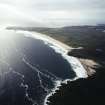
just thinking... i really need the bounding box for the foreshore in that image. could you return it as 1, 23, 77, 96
31, 31, 72, 53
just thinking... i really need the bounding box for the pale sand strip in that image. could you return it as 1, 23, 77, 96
30, 32, 83, 53
31, 32, 72, 52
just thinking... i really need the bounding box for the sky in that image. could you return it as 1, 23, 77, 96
0, 0, 105, 27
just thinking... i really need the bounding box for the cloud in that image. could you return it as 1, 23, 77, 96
0, 3, 46, 27
0, 0, 105, 27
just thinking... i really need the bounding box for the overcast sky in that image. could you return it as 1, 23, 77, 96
0, 0, 105, 27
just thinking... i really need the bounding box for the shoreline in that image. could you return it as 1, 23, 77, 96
30, 31, 97, 76
15, 30, 89, 105
17, 30, 88, 78
31, 31, 72, 53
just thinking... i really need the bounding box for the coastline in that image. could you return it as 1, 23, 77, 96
7, 29, 98, 77
31, 31, 72, 53
30, 31, 97, 76
5, 27, 105, 105
15, 30, 89, 105
30, 31, 96, 76
17, 30, 88, 78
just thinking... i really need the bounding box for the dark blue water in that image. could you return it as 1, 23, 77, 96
0, 30, 76, 105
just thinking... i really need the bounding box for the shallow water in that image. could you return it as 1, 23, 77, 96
0, 30, 76, 105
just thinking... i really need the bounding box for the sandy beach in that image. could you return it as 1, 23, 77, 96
31, 32, 72, 52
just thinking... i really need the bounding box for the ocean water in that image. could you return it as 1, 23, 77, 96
0, 30, 76, 105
